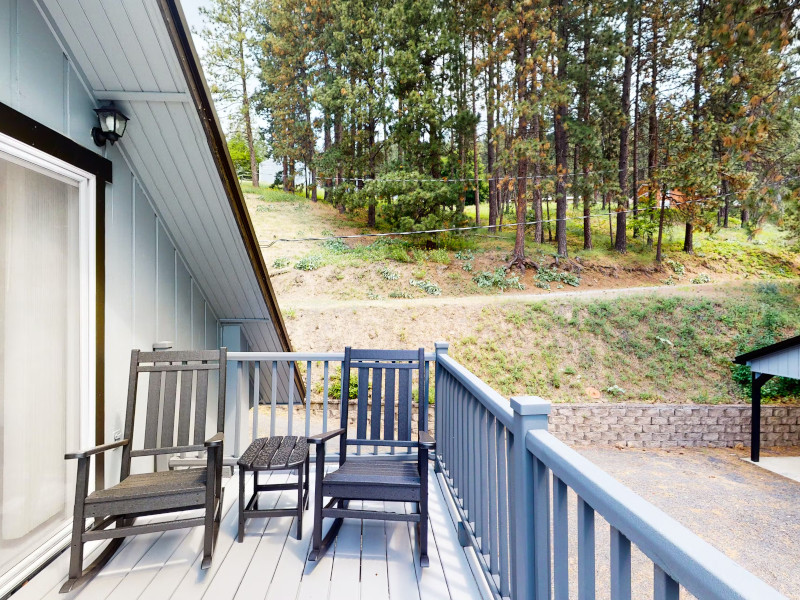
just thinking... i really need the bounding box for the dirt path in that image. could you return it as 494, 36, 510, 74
280, 280, 741, 312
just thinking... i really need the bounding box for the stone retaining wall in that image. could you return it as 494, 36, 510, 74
548, 404, 800, 448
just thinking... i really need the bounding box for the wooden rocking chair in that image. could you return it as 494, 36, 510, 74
308, 347, 435, 566
61, 348, 227, 592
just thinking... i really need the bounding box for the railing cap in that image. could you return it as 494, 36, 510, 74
510, 396, 551, 416
435, 341, 450, 352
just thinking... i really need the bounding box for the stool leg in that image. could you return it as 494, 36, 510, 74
238, 468, 245, 542
296, 466, 303, 540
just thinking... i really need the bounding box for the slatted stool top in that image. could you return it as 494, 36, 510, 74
238, 436, 309, 471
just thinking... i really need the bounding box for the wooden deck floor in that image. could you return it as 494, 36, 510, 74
13, 466, 490, 600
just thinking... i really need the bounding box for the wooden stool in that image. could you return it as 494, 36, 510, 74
237, 436, 310, 541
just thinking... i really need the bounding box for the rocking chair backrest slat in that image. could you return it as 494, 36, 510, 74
144, 371, 163, 449
193, 368, 210, 445
339, 347, 425, 456
120, 348, 226, 479
384, 368, 396, 440
371, 367, 382, 440
176, 369, 194, 446
356, 368, 369, 439
398, 368, 411, 441
161, 370, 179, 448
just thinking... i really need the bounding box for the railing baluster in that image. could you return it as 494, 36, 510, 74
237, 361, 244, 455
469, 389, 476, 523
488, 414, 498, 576
252, 361, 260, 442
554, 475, 569, 600
497, 425, 510, 598
305, 361, 312, 438
323, 361, 329, 434
461, 383, 470, 515
578, 496, 596, 600
533, 456, 551, 600
610, 526, 632, 600
270, 361, 277, 437
654, 565, 680, 600
473, 399, 482, 540
479, 404, 489, 556
288, 361, 295, 436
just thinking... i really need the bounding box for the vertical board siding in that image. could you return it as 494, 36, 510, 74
157, 222, 176, 341
749, 346, 800, 380
16, 1, 64, 130
0, 0, 10, 105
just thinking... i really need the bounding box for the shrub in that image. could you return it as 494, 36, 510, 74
294, 255, 323, 271
474, 268, 524, 291
455, 249, 474, 261
409, 279, 441, 295
533, 267, 580, 289
665, 259, 685, 276
389, 290, 413, 299
427, 249, 451, 264
322, 238, 350, 254
691, 273, 711, 284
272, 257, 290, 269
388, 245, 413, 263
328, 371, 359, 400
379, 265, 399, 280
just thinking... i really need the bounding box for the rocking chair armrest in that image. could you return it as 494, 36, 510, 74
65, 439, 129, 460
418, 430, 436, 450
308, 428, 346, 444
204, 432, 224, 448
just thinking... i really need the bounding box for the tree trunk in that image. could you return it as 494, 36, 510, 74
580, 8, 592, 250
615, 0, 635, 253
282, 156, 289, 192
237, 9, 258, 188
632, 10, 643, 237
533, 115, 543, 244
512, 17, 529, 267
554, 0, 569, 257
647, 13, 659, 250
487, 50, 497, 232
683, 221, 694, 253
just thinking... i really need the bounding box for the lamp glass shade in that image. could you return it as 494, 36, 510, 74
94, 106, 129, 139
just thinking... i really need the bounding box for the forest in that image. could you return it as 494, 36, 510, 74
199, 0, 800, 267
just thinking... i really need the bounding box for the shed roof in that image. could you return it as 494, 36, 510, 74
734, 335, 800, 380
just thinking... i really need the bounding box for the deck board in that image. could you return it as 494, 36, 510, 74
15, 465, 488, 600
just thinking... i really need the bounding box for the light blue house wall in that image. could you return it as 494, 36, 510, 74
1, 0, 221, 483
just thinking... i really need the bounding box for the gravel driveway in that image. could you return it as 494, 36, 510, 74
578, 446, 800, 599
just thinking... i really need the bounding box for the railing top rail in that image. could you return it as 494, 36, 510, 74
437, 353, 514, 429
526, 429, 788, 600
228, 351, 437, 362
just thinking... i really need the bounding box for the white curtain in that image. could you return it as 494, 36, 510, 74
0, 156, 80, 575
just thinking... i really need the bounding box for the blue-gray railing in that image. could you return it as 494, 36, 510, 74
433, 342, 787, 600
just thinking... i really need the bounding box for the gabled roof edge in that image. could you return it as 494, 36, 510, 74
733, 334, 800, 365
156, 1, 302, 389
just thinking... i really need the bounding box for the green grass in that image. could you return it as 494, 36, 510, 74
450, 282, 800, 404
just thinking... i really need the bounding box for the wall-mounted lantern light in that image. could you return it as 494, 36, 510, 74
92, 105, 129, 147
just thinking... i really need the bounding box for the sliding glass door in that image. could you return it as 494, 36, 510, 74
0, 145, 92, 586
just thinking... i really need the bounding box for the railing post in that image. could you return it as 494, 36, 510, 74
510, 396, 551, 600
434, 342, 448, 474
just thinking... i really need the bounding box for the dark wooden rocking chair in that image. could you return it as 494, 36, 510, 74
308, 347, 435, 566
61, 348, 227, 592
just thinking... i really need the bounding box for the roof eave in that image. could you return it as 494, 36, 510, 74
733, 334, 800, 365
155, 0, 303, 394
